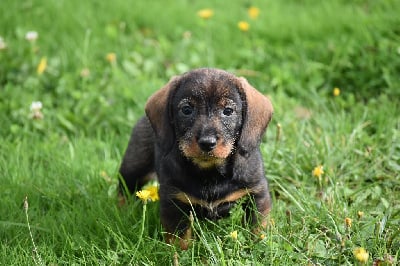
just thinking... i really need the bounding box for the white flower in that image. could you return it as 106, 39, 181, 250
0, 37, 6, 50
30, 101, 43, 112
30, 101, 44, 120
25, 31, 38, 42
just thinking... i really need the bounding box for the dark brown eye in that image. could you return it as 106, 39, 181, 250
223, 107, 234, 116
181, 105, 193, 116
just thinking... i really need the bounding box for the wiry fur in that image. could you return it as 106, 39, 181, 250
119, 68, 273, 249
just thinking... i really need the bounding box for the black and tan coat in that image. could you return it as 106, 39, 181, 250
119, 68, 273, 249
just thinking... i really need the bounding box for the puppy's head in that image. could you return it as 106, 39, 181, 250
145, 68, 273, 168
170, 69, 244, 168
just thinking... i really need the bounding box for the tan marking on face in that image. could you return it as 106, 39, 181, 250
178, 137, 201, 158
190, 157, 226, 168
179, 137, 234, 168
212, 140, 234, 158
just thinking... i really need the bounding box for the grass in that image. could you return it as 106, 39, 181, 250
1, 0, 399, 264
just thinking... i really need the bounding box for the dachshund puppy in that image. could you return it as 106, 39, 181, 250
119, 68, 273, 249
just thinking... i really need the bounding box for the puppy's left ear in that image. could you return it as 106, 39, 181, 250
237, 77, 273, 154
145, 76, 180, 152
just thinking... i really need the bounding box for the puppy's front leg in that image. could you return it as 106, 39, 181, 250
249, 180, 272, 230
160, 198, 193, 250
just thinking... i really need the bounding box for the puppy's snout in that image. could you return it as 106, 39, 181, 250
197, 136, 217, 152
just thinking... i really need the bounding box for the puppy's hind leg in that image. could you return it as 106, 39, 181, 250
119, 116, 156, 196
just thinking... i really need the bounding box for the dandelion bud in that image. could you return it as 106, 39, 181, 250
23, 196, 29, 211
345, 217, 352, 228
230, 230, 238, 240
106, 53, 116, 63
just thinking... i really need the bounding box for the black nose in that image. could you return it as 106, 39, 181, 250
197, 136, 217, 152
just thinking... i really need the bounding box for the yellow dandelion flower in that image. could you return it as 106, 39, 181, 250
260, 234, 265, 240
345, 217, 352, 228
37, 57, 47, 75
357, 211, 364, 219
312, 165, 324, 178
136, 190, 151, 202
197, 9, 214, 20
238, 21, 250, 32
248, 7, 260, 19
333, 87, 340, 96
106, 52, 116, 63
144, 184, 159, 202
353, 247, 369, 263
230, 230, 238, 240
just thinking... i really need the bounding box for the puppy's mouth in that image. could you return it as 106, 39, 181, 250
190, 155, 226, 169
179, 139, 234, 169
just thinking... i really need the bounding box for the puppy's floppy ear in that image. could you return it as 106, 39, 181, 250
237, 77, 273, 154
145, 76, 180, 152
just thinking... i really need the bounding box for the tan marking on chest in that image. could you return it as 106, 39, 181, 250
173, 189, 252, 211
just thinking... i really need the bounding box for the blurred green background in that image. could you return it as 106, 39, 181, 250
1, 0, 399, 138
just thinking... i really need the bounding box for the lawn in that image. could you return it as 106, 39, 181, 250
1, 0, 399, 265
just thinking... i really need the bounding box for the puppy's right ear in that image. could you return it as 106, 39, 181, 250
145, 76, 180, 151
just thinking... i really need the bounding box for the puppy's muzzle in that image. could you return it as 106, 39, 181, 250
197, 135, 217, 152
179, 133, 232, 168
